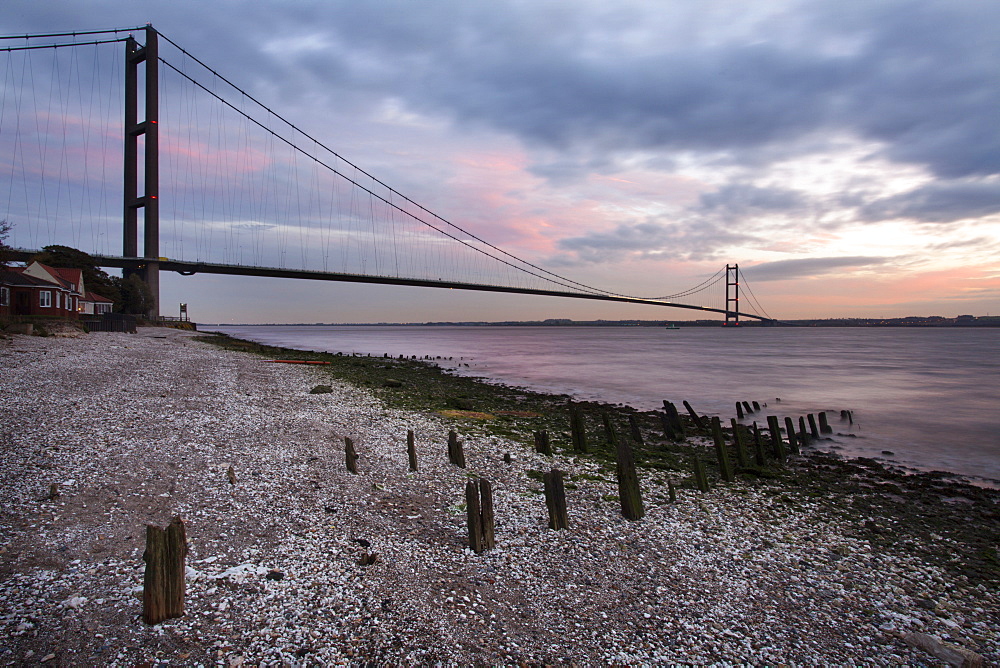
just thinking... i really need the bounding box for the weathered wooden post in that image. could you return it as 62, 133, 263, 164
736, 402, 744, 419
692, 455, 709, 492
534, 430, 553, 455
662, 401, 686, 438
345, 437, 359, 474
448, 430, 466, 468
784, 417, 800, 454
466, 481, 482, 553
752, 422, 766, 466
226, 465, 236, 485
466, 478, 495, 553
407, 429, 418, 472
628, 414, 644, 445
742, 401, 754, 415
682, 400, 706, 430
752, 401, 761, 412
766, 416, 787, 461
711, 417, 734, 482
615, 438, 645, 520
730, 418, 749, 468
798, 416, 810, 447
659, 412, 678, 441
143, 517, 187, 625
602, 413, 619, 446
818, 411, 833, 434
807, 413, 820, 439
668, 479, 677, 503
543, 469, 569, 530
569, 408, 588, 452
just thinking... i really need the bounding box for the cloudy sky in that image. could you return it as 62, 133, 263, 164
3, 0, 999, 322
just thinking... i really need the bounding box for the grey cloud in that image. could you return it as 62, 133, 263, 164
698, 184, 808, 216
860, 180, 1000, 223
743, 256, 890, 282
556, 220, 757, 264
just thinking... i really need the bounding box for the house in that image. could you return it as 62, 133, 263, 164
81, 290, 114, 315
0, 262, 85, 318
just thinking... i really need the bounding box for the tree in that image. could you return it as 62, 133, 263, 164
0, 219, 12, 268
113, 273, 153, 315
31, 244, 119, 303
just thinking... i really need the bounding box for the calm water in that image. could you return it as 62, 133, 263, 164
207, 325, 1000, 485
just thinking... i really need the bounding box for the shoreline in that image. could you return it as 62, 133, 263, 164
1, 328, 997, 665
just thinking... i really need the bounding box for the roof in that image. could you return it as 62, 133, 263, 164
32, 263, 82, 291
0, 268, 63, 288
84, 291, 114, 304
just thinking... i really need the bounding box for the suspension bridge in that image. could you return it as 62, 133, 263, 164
1, 26, 774, 324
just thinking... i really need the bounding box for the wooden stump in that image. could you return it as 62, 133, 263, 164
601, 413, 619, 446
142, 517, 187, 625
466, 478, 495, 552
544, 469, 569, 530
692, 455, 709, 492
736, 402, 744, 419
668, 479, 677, 503
465, 481, 482, 553
226, 465, 236, 485
407, 429, 418, 472
784, 417, 800, 454
345, 437, 359, 474
615, 438, 645, 521
569, 408, 589, 453
752, 422, 766, 466
730, 418, 749, 468
799, 416, 810, 446
662, 401, 686, 438
818, 411, 833, 434
659, 412, 678, 441
448, 430, 466, 468
766, 416, 787, 461
711, 417, 734, 482
628, 414, 644, 445
752, 401, 761, 411
807, 413, 820, 439
742, 401, 754, 415
534, 430, 552, 455
682, 400, 706, 430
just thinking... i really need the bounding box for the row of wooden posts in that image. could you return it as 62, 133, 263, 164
143, 399, 846, 623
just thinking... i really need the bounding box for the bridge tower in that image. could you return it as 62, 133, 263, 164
724, 263, 739, 326
123, 25, 160, 318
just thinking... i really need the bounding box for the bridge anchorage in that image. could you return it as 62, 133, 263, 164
2, 25, 775, 323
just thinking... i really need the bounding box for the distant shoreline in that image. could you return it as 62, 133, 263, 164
203, 316, 1000, 328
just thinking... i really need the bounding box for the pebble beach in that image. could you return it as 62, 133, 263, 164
1, 327, 997, 666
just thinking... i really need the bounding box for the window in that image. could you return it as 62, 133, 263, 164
39, 290, 52, 308
0, 287, 8, 307
56, 292, 61, 309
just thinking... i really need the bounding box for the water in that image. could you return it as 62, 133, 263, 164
206, 324, 1000, 485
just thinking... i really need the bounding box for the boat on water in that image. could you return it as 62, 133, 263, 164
665, 324, 680, 330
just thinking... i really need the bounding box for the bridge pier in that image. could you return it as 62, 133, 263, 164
123, 26, 160, 319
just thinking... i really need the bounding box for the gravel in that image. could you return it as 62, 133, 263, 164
1, 328, 996, 666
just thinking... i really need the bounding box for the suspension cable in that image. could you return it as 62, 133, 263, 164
152, 29, 622, 297
0, 38, 130, 52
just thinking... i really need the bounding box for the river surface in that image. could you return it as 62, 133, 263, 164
205, 325, 1000, 486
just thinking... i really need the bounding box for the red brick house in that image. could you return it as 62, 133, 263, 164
0, 262, 85, 318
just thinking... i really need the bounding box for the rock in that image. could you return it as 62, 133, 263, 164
903, 632, 983, 667
6, 323, 33, 335
309, 385, 334, 394
383, 379, 403, 388
351, 537, 371, 548
265, 570, 284, 581
358, 551, 379, 566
